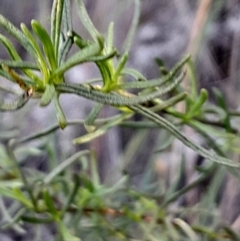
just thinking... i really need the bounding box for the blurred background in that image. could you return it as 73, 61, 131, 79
1, 0, 240, 240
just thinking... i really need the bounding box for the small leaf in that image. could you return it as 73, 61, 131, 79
84, 103, 103, 132
1, 64, 28, 90
121, 68, 147, 81
118, 55, 190, 89
113, 52, 128, 82
187, 57, 198, 100
2, 207, 26, 232
155, 57, 169, 75
53, 93, 67, 129
0, 187, 33, 207
31, 20, 57, 71
80, 174, 95, 193
74, 113, 131, 144
0, 91, 31, 112
51, 41, 102, 79
73, 31, 91, 49
58, 221, 81, 241
21, 23, 48, 78
76, 0, 101, 42
150, 91, 187, 112
61, 174, 80, 216
0, 60, 38, 70
85, 50, 117, 62
0, 14, 35, 56
0, 33, 21, 60
43, 188, 58, 217
62, 0, 72, 34
0, 180, 23, 188
58, 35, 73, 65
185, 88, 208, 119
122, 0, 141, 53
0, 33, 42, 85
173, 218, 199, 241
213, 87, 231, 132
44, 150, 90, 184
55, 71, 184, 106
51, 0, 64, 61
40, 84, 55, 106
21, 215, 54, 224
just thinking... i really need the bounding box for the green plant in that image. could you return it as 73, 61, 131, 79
0, 0, 240, 240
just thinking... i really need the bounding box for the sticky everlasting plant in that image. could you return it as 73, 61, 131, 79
0, 0, 240, 240
0, 0, 238, 166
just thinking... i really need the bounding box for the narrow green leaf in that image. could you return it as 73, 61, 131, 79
73, 31, 91, 49
213, 87, 231, 132
20, 23, 48, 78
16, 124, 64, 145
53, 93, 67, 129
96, 62, 112, 88
62, 0, 72, 34
0, 33, 42, 85
173, 218, 199, 241
21, 215, 54, 224
76, 0, 101, 42
7, 142, 38, 210
58, 221, 81, 241
85, 49, 116, 62
0, 14, 35, 56
187, 58, 198, 100
16, 116, 121, 145
61, 174, 80, 216
122, 0, 141, 52
1, 64, 29, 90
185, 88, 208, 119
129, 105, 240, 167
0, 33, 21, 60
0, 187, 32, 207
113, 53, 128, 82
44, 150, 90, 184
189, 120, 234, 139
1, 207, 26, 231
118, 55, 190, 89
51, 0, 64, 60
0, 180, 23, 188
121, 68, 147, 81
55, 71, 183, 106
11, 188, 33, 208
80, 174, 95, 192
74, 113, 131, 144
150, 91, 187, 112
84, 103, 103, 132
89, 150, 100, 187
43, 189, 58, 217
155, 58, 169, 76
58, 34, 73, 65
31, 20, 57, 71
0, 91, 31, 112
51, 41, 102, 79
40, 84, 55, 106
165, 156, 185, 196
0, 69, 15, 83
0, 60, 38, 70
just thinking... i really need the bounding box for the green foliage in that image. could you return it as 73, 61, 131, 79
0, 0, 240, 240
